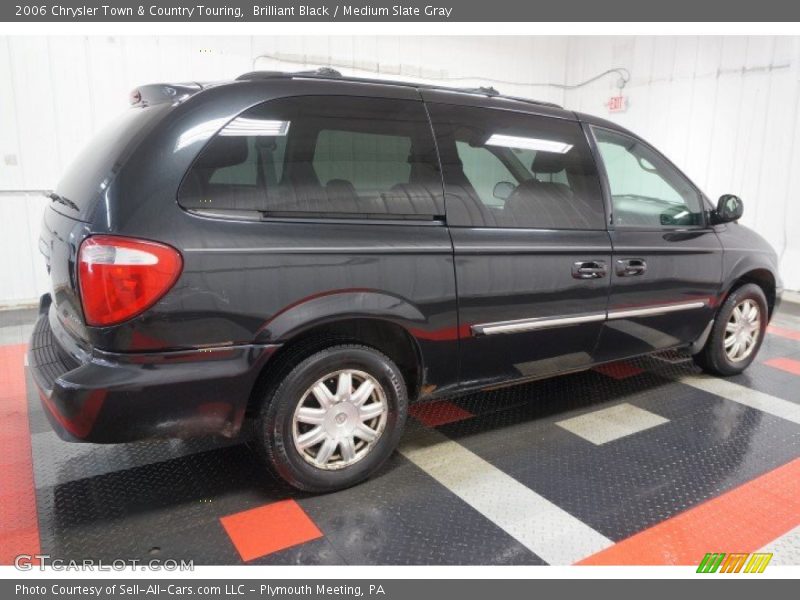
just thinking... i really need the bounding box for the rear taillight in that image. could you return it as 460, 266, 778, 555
78, 235, 183, 327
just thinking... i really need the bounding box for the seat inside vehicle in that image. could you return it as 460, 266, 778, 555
503, 151, 599, 229
181, 105, 442, 218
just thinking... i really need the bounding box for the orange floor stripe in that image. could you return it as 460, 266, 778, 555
220, 499, 323, 562
578, 458, 800, 565
767, 325, 800, 342
593, 361, 644, 380
409, 400, 474, 427
0, 345, 27, 400
763, 357, 800, 377
0, 344, 41, 565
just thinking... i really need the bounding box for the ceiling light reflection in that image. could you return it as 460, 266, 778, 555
486, 134, 573, 154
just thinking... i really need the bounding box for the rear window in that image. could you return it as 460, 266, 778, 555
178, 96, 444, 219
55, 104, 171, 218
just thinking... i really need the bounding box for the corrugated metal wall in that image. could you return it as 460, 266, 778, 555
0, 35, 798, 306
564, 36, 800, 294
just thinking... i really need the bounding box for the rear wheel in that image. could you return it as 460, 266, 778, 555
255, 344, 407, 492
693, 283, 767, 376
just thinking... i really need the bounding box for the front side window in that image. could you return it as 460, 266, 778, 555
593, 128, 704, 228
428, 103, 606, 229
179, 96, 443, 218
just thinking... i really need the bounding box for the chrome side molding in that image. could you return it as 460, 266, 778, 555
472, 300, 707, 336
606, 301, 707, 320
471, 312, 607, 336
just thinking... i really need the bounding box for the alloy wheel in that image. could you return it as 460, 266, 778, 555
724, 299, 761, 363
292, 369, 388, 470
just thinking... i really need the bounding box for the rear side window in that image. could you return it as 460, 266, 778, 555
178, 96, 443, 219
428, 103, 606, 229
313, 130, 413, 195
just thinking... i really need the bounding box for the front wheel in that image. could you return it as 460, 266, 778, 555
693, 283, 768, 376
256, 344, 407, 492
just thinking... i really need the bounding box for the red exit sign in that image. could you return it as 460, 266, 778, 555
607, 95, 627, 113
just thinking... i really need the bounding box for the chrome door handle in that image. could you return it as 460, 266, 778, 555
616, 258, 647, 277
572, 260, 608, 279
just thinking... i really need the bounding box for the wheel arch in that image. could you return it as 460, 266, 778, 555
722, 268, 777, 317
246, 316, 425, 418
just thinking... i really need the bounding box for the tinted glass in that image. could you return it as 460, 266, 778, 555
428, 103, 606, 229
593, 127, 704, 228
313, 129, 413, 195
179, 96, 443, 218
455, 141, 517, 208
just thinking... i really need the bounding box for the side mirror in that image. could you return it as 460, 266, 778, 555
712, 194, 744, 224
493, 181, 515, 201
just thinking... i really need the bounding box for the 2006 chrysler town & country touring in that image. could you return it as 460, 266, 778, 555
30, 69, 783, 492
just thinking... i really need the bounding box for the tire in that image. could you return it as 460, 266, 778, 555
255, 344, 407, 493
693, 283, 768, 376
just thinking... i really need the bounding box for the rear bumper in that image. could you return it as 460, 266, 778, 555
28, 302, 280, 443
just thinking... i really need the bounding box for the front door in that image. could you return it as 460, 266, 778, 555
425, 97, 612, 388
590, 126, 722, 360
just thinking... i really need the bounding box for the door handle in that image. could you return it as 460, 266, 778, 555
572, 260, 608, 279
616, 258, 647, 277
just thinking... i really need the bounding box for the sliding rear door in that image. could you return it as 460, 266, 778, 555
426, 99, 612, 387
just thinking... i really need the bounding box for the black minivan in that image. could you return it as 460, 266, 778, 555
31, 69, 782, 492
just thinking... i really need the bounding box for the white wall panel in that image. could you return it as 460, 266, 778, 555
9, 38, 61, 190
250, 36, 567, 104
0, 193, 49, 306
0, 35, 799, 306
48, 37, 93, 184
564, 35, 800, 291
0, 38, 23, 190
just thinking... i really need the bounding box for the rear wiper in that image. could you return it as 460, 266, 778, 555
46, 192, 79, 211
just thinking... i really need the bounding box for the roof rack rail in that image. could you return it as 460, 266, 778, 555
307, 67, 342, 78
234, 69, 562, 109
457, 86, 500, 97
236, 67, 342, 81
496, 94, 563, 110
